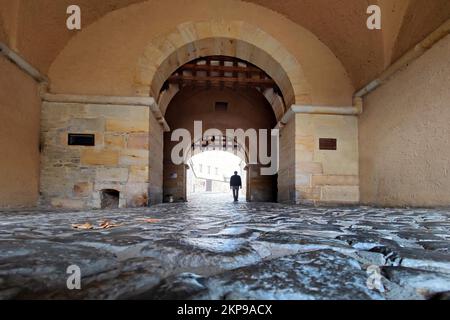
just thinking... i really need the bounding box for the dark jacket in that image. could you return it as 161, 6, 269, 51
230, 175, 242, 187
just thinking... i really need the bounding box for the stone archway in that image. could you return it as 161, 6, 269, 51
135, 24, 303, 204
134, 21, 311, 108
42, 3, 359, 207
157, 55, 287, 121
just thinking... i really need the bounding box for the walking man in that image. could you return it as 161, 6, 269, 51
230, 171, 242, 202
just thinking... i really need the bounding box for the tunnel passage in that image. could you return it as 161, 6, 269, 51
162, 56, 280, 203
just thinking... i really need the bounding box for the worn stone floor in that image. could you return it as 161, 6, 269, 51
0, 193, 450, 300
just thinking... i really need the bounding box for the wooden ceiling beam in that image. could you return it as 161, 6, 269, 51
179, 63, 261, 74
168, 75, 276, 88
165, 56, 279, 93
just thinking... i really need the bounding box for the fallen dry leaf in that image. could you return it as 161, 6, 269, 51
72, 220, 122, 230
140, 218, 161, 223
72, 223, 94, 230
99, 220, 122, 229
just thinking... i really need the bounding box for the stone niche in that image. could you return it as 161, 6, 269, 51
40, 101, 151, 209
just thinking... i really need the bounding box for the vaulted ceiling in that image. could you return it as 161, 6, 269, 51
0, 0, 449, 90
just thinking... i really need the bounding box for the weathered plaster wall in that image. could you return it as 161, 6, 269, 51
40, 101, 153, 209
360, 35, 450, 207
0, 18, 6, 44
390, 1, 450, 63
0, 0, 20, 49
295, 114, 360, 205
8, 0, 448, 91
48, 0, 354, 106
0, 55, 41, 207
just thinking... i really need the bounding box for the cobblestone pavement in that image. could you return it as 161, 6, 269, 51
1, 193, 450, 300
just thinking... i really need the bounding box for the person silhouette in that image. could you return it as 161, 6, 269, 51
230, 171, 242, 202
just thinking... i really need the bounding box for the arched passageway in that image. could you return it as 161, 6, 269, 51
162, 56, 278, 203
186, 151, 247, 202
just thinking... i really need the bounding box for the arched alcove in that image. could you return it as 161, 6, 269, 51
100, 189, 120, 209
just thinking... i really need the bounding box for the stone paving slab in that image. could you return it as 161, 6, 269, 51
140, 250, 384, 300
0, 194, 450, 300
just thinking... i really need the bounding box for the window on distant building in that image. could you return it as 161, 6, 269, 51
199, 164, 203, 173
208, 166, 211, 174
215, 167, 219, 175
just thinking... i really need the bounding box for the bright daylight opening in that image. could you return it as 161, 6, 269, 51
187, 151, 247, 202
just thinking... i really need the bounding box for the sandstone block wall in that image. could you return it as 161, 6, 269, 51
296, 114, 359, 205
281, 113, 360, 205
278, 118, 296, 203
148, 108, 164, 204
40, 102, 153, 209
